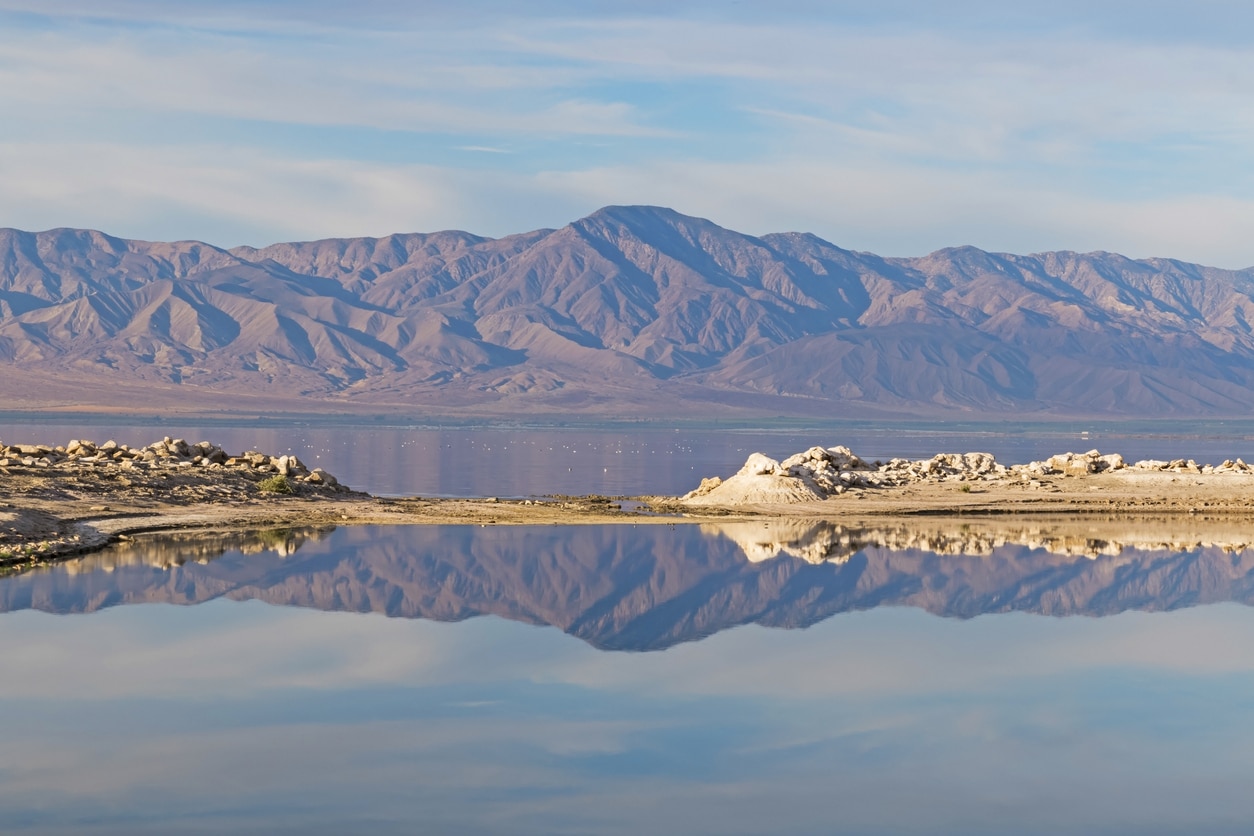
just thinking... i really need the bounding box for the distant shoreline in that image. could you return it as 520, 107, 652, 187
7, 442, 1254, 574
8, 410, 1254, 433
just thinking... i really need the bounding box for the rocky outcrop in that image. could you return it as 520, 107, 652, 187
0, 438, 346, 491
682, 445, 1254, 505
0, 436, 353, 566
0, 436, 344, 488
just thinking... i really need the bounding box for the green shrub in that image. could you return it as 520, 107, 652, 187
258, 475, 294, 494
256, 528, 294, 547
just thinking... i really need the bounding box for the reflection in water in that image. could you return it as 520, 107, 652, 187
6, 522, 1254, 833
59, 528, 335, 573
711, 518, 1254, 562
9, 521, 1254, 649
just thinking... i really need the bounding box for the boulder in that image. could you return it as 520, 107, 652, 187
307, 468, 339, 487
740, 453, 781, 477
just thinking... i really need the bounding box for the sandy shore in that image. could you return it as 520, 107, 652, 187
7, 449, 1254, 573
0, 459, 674, 571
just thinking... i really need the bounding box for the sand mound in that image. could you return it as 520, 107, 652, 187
681, 454, 825, 506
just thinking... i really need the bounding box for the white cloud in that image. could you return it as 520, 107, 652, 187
536, 158, 1254, 266
0, 604, 449, 698
0, 142, 465, 244
547, 604, 1254, 699
7, 12, 1254, 152
0, 32, 665, 137
2, 7, 1254, 262
5, 587, 1254, 704
4, 140, 1254, 265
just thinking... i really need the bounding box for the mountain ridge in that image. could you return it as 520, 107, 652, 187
4, 205, 1254, 418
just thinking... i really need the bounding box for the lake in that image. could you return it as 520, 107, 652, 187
3, 417, 1254, 496
4, 419, 1254, 833
3, 521, 1254, 833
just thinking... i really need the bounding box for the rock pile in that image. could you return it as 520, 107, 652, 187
0, 436, 343, 489
681, 444, 1254, 506
878, 451, 1006, 484
1127, 456, 1253, 475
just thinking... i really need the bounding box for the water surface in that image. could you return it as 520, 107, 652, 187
3, 417, 1254, 496
2, 523, 1254, 833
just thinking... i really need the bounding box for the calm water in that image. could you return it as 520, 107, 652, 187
6, 418, 1254, 832
3, 523, 1254, 834
3, 418, 1254, 496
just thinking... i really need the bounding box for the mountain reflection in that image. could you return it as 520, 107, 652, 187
5, 520, 1254, 650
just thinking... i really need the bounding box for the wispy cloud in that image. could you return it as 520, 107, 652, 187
1, 3, 1253, 262
5, 140, 1254, 266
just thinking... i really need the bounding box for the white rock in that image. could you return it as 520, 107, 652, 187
739, 453, 781, 476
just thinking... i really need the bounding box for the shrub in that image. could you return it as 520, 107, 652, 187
258, 475, 294, 494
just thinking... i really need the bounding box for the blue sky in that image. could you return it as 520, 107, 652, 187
2, 1, 1254, 265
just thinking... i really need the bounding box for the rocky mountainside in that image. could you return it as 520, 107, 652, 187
4, 206, 1254, 417
2, 524, 1253, 651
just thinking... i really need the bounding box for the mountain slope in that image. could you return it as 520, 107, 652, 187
3, 206, 1254, 417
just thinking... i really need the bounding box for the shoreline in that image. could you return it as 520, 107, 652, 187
8, 468, 1254, 572
8, 437, 1254, 572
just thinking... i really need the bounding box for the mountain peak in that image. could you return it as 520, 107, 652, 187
572, 205, 728, 239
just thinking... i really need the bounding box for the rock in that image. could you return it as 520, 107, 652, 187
780, 446, 831, 471
1041, 452, 1099, 476
740, 453, 781, 477
827, 446, 871, 470
1, 435, 345, 494
680, 441, 1254, 508
684, 476, 723, 498
307, 468, 338, 486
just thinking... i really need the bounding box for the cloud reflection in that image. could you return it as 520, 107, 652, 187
8, 521, 1254, 651
2, 595, 1254, 833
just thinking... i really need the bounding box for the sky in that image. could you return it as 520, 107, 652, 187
2, 1, 1254, 266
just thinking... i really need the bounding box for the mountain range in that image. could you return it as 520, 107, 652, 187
4, 205, 1254, 418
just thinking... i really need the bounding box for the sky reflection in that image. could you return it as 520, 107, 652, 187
3, 523, 1254, 833
2, 601, 1254, 834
